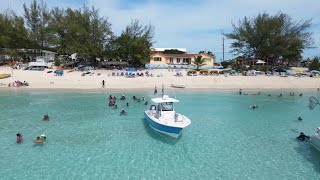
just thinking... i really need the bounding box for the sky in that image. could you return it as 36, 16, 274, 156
1, 0, 319, 61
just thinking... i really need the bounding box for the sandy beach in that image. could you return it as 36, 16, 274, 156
0, 67, 319, 90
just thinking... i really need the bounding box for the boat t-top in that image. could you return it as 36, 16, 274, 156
144, 95, 191, 138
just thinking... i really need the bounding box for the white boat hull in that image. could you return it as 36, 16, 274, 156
310, 133, 320, 151
144, 111, 184, 138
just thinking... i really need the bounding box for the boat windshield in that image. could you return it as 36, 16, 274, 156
160, 102, 173, 111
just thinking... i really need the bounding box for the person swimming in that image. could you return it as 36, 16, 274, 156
120, 94, 126, 100
114, 104, 118, 109
144, 101, 148, 105
142, 96, 145, 101
298, 117, 302, 121
34, 136, 44, 144
126, 102, 129, 107
133, 96, 137, 100
250, 104, 258, 109
296, 132, 310, 141
43, 114, 49, 121
16, 133, 23, 143
299, 93, 303, 96
40, 134, 46, 140
120, 109, 126, 115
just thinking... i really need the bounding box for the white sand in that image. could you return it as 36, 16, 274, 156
0, 67, 319, 90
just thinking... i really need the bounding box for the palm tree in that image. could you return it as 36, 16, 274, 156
193, 55, 206, 71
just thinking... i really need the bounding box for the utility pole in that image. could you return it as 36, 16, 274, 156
222, 37, 225, 62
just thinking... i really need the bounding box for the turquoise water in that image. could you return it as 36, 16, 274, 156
1, 89, 320, 179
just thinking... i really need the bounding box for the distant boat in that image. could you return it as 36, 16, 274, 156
144, 95, 191, 138
171, 84, 185, 88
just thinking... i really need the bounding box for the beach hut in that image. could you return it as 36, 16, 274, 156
187, 70, 197, 76
210, 70, 220, 75
199, 70, 209, 75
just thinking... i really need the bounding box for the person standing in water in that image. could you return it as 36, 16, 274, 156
16, 133, 23, 143
154, 85, 158, 95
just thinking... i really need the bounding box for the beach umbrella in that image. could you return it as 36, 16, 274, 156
127, 68, 137, 72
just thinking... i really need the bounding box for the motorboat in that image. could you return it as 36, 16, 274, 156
144, 95, 191, 138
171, 84, 185, 88
309, 127, 320, 151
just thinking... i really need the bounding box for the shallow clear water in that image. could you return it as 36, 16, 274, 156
1, 89, 320, 179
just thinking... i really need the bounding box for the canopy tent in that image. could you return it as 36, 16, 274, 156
255, 60, 266, 64
54, 70, 64, 75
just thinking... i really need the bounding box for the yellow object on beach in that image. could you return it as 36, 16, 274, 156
0, 74, 11, 79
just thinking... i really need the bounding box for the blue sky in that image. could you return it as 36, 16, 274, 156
1, 0, 319, 61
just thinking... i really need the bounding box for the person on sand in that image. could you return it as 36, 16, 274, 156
16, 133, 23, 143
102, 80, 105, 88
43, 114, 49, 121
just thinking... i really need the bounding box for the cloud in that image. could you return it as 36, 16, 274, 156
1, 0, 319, 60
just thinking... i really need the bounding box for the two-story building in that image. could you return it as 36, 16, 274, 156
147, 48, 215, 69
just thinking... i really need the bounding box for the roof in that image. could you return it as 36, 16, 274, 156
151, 48, 187, 52
151, 53, 197, 58
199, 53, 216, 59
151, 95, 180, 103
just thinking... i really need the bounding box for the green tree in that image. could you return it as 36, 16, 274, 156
225, 13, 313, 65
23, 0, 51, 56
0, 10, 31, 60
107, 19, 154, 66
54, 59, 61, 66
48, 6, 112, 66
193, 55, 206, 70
309, 57, 320, 71
221, 61, 231, 68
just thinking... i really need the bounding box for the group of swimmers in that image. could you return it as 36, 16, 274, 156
239, 89, 303, 97
16, 114, 49, 144
108, 94, 148, 115
16, 133, 47, 145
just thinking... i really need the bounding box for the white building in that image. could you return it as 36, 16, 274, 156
41, 50, 56, 61
29, 57, 53, 68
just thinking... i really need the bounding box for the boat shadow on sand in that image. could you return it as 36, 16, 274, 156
141, 118, 180, 145
293, 140, 320, 174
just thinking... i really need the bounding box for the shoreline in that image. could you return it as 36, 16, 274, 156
1, 67, 320, 91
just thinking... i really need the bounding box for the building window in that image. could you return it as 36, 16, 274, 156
183, 58, 188, 63
154, 57, 162, 61
169, 58, 173, 63
177, 58, 181, 64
